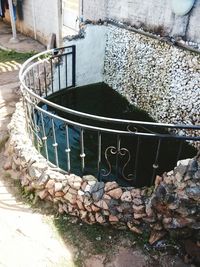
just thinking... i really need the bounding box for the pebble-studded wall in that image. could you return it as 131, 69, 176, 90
104, 25, 200, 128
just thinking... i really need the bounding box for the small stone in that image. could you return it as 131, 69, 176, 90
91, 204, 100, 212
3, 160, 12, 170
104, 181, 118, 192
88, 180, 97, 186
131, 189, 141, 198
127, 222, 142, 234
121, 191, 132, 202
162, 217, 172, 225
55, 191, 65, 197
149, 230, 166, 245
91, 182, 104, 202
45, 179, 55, 190
84, 196, 93, 206
77, 200, 85, 210
85, 205, 92, 212
153, 223, 163, 231
132, 198, 143, 206
155, 175, 162, 187
107, 188, 123, 199
80, 210, 87, 219
134, 213, 146, 219
103, 194, 111, 200
84, 184, 92, 193
186, 186, 200, 201
83, 175, 97, 182
78, 189, 84, 196
109, 215, 119, 223
64, 193, 77, 205
37, 189, 48, 199
132, 205, 145, 214
94, 200, 109, 210
48, 188, 54, 196
54, 182, 63, 192
38, 172, 49, 185
81, 181, 87, 191
88, 213, 95, 223
68, 188, 78, 195
63, 185, 70, 193
66, 174, 82, 190
95, 213, 105, 224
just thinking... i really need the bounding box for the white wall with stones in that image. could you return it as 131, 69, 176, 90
104, 25, 200, 127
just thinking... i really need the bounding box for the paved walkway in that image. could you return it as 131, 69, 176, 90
0, 20, 44, 52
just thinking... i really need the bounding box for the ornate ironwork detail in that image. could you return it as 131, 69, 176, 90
102, 146, 135, 181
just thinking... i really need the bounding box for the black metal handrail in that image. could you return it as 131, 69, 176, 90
19, 46, 200, 187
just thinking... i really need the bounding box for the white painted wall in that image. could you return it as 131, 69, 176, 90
64, 25, 107, 87
83, 0, 200, 44
5, 0, 61, 46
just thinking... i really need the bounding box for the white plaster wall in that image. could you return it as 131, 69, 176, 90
64, 25, 107, 87
82, 0, 107, 21
83, 0, 200, 44
5, 0, 60, 46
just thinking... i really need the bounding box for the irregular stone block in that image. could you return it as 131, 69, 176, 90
107, 188, 123, 199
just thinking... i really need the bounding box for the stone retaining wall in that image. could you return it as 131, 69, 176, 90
5, 102, 200, 243
104, 25, 200, 128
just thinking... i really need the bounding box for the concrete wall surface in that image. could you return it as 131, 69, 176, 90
64, 25, 107, 87
83, 0, 200, 44
5, 0, 60, 46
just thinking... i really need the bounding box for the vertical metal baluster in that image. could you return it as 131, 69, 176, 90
58, 58, 61, 90
51, 118, 59, 167
28, 71, 31, 90
50, 58, 54, 93
32, 106, 40, 151
151, 138, 161, 185
80, 128, 85, 175
40, 112, 49, 161
65, 124, 71, 173
37, 64, 42, 96
32, 68, 36, 93
176, 140, 183, 162
134, 136, 140, 181
72, 45, 76, 87
43, 62, 47, 97
65, 54, 68, 88
116, 135, 121, 181
97, 131, 102, 180
25, 75, 28, 88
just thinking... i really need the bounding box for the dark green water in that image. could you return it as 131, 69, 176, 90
38, 83, 197, 187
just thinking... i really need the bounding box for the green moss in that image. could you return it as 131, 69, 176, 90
0, 49, 36, 63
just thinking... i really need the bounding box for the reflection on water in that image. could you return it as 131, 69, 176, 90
36, 83, 197, 187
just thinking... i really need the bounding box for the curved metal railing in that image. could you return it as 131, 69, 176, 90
19, 46, 200, 187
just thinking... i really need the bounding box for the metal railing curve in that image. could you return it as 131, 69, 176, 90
19, 46, 200, 187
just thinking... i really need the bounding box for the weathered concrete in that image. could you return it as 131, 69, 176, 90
64, 25, 107, 87
0, 21, 45, 52
83, 0, 200, 44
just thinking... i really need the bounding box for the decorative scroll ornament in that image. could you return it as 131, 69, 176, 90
102, 146, 135, 181
171, 0, 195, 16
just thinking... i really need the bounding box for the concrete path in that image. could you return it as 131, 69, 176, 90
0, 20, 44, 52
